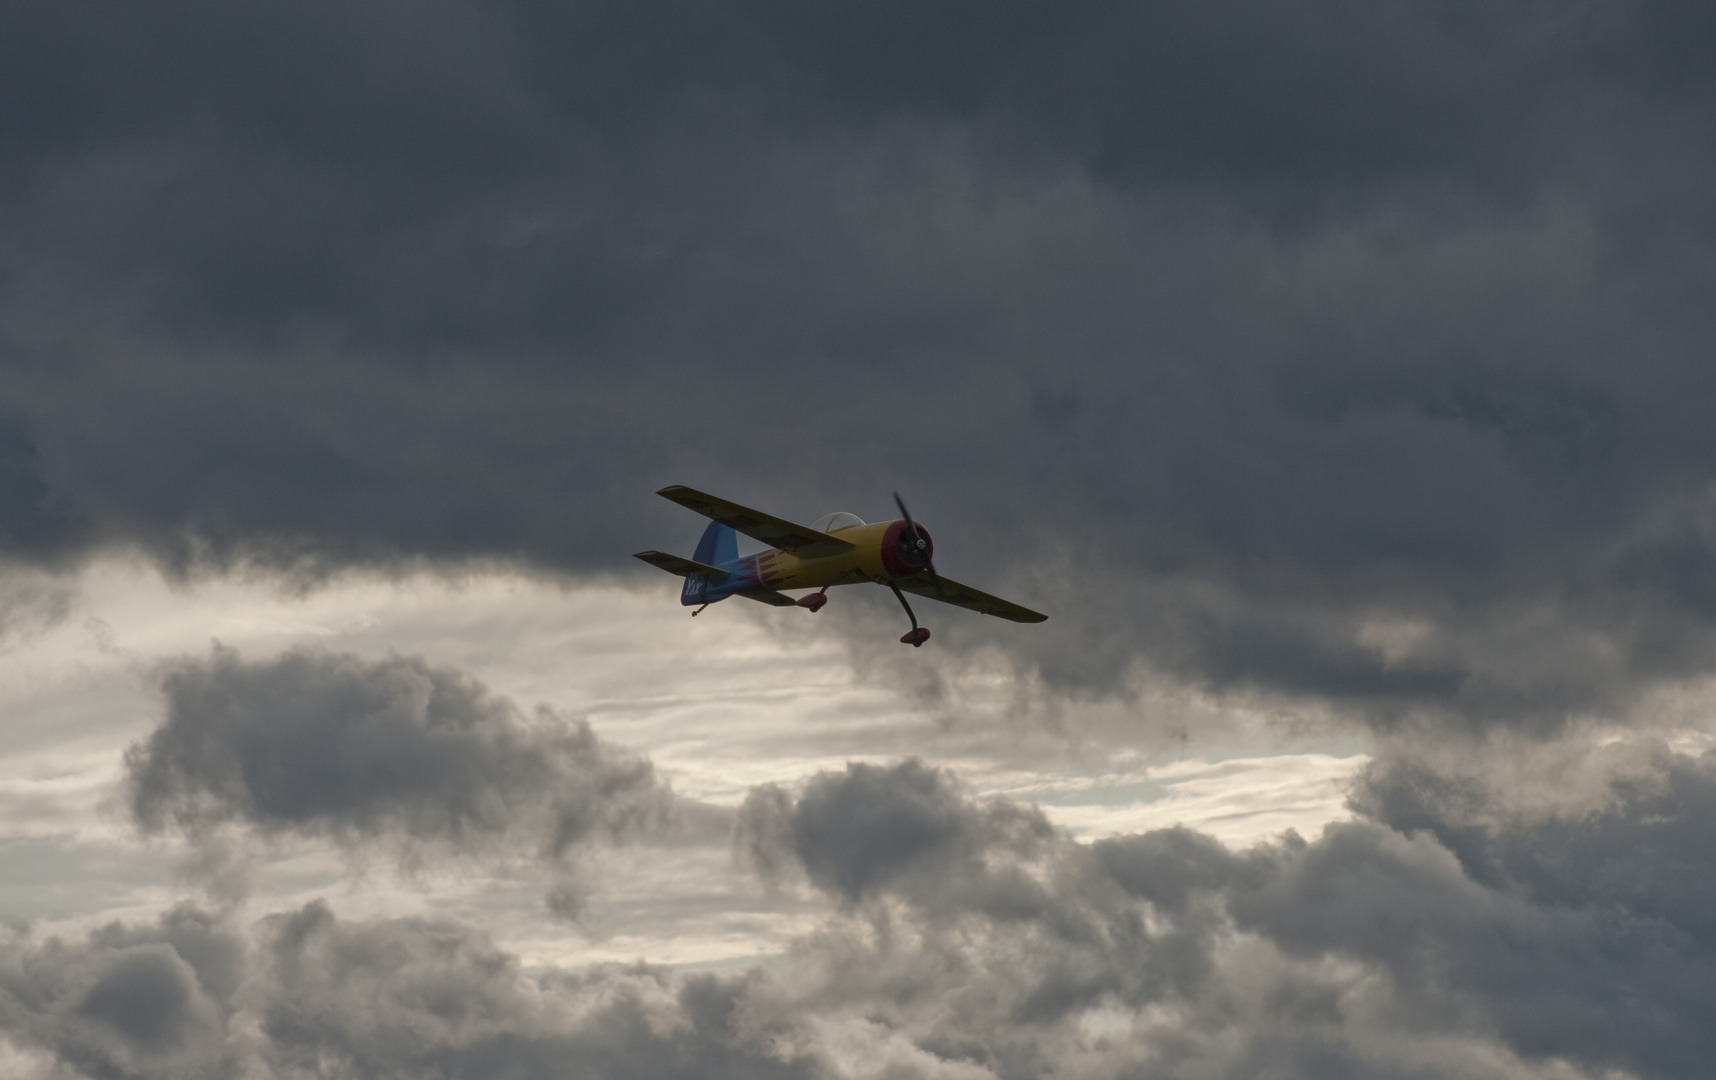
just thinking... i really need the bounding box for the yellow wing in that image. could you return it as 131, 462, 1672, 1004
656, 485, 855, 558
894, 574, 1047, 623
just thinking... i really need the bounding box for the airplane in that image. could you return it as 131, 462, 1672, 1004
634, 485, 1047, 646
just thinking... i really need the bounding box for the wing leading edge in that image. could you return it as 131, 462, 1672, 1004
894, 574, 1047, 623
656, 485, 855, 559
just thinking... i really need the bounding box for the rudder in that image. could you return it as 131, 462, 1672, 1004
691, 519, 738, 566
683, 521, 738, 606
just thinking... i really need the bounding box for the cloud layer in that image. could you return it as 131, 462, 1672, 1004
2, 901, 822, 1080
14, 741, 1716, 1078
736, 751, 1716, 1078
3, 1, 1716, 723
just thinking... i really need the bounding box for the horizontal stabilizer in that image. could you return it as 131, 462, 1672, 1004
633, 551, 730, 579
732, 585, 798, 607
657, 486, 855, 559
894, 574, 1047, 623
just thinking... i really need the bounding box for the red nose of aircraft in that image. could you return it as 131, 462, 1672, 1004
880, 519, 934, 577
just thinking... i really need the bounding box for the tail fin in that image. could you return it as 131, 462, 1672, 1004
691, 519, 738, 565
683, 521, 738, 605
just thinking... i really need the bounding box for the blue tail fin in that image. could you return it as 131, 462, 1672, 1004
692, 520, 738, 566
683, 521, 738, 606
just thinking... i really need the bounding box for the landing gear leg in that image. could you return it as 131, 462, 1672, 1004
691, 604, 709, 616
888, 583, 931, 647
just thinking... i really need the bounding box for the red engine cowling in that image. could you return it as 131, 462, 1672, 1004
881, 519, 934, 577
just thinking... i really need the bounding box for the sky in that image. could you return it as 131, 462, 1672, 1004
4, 2, 1716, 1077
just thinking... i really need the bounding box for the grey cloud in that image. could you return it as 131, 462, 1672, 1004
252, 902, 822, 1080
7, 0, 1716, 723
736, 759, 1056, 913
74, 950, 207, 1057
735, 751, 1716, 1079
1217, 804, 1716, 1078
739, 763, 1254, 1054
0, 417, 89, 567
125, 645, 674, 867
1091, 826, 1258, 917
16, 741, 1716, 1078
0, 905, 241, 1080
0, 567, 76, 657
1353, 741, 1716, 952
2, 901, 825, 1080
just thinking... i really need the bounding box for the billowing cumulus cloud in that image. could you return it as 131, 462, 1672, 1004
125, 646, 676, 887
1, 1, 1715, 723
11, 745, 1716, 1078
247, 902, 822, 1080
0, 905, 241, 1079
729, 753, 1716, 1079
737, 759, 1056, 915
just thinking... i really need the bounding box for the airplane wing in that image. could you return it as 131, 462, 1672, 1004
656, 485, 855, 559
894, 574, 1047, 623
633, 551, 729, 579
732, 585, 798, 607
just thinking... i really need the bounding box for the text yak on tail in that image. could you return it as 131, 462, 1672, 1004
635, 486, 1046, 646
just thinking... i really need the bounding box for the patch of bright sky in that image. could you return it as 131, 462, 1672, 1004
0, 558, 1368, 966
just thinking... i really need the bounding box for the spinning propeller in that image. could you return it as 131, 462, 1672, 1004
891, 492, 940, 646
893, 492, 942, 593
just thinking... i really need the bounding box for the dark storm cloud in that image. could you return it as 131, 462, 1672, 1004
0, 415, 88, 566
6, 0, 1716, 722
125, 646, 675, 870
732, 754, 1716, 1078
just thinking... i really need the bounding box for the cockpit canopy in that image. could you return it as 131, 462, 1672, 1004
810, 511, 866, 533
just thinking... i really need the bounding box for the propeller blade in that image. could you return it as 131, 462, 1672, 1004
893, 491, 943, 595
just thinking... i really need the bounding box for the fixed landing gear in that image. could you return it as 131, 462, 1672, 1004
888, 583, 931, 647
796, 588, 828, 612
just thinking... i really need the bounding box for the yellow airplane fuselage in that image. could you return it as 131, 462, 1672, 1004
750, 521, 911, 590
